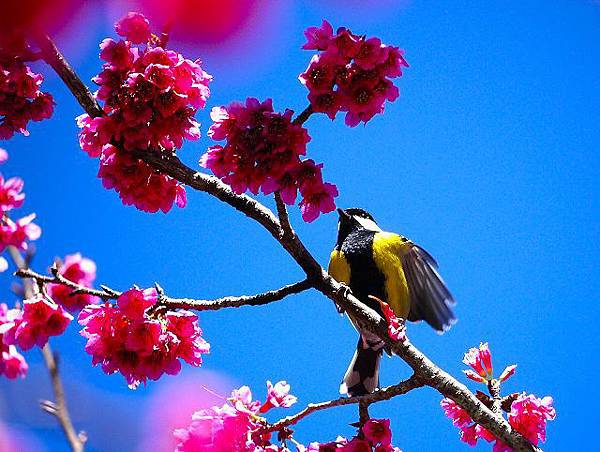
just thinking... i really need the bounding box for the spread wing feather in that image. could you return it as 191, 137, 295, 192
402, 244, 456, 333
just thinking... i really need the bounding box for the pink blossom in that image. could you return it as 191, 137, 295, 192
97, 144, 187, 213
77, 12, 210, 214
300, 22, 407, 126
78, 288, 209, 388
3, 295, 72, 351
0, 257, 7, 272
508, 393, 556, 445
0, 304, 28, 379
47, 253, 99, 312
298, 181, 338, 223
259, 380, 297, 412
463, 343, 493, 380
0, 148, 8, 164
363, 419, 392, 446
0, 59, 54, 139
0, 174, 25, 212
499, 364, 517, 382
342, 438, 372, 452
203, 98, 337, 221
302, 20, 334, 50
1, 344, 28, 379
0, 214, 41, 253
374, 298, 406, 342
115, 12, 151, 44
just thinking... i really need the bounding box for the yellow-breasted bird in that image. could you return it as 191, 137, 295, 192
328, 208, 456, 396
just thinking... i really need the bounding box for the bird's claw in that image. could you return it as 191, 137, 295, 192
335, 283, 352, 314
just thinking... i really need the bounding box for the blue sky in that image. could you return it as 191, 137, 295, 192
1, 1, 598, 450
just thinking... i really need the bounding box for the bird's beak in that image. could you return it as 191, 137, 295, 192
337, 208, 351, 221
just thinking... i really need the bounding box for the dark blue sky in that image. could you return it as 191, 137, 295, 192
1, 1, 598, 450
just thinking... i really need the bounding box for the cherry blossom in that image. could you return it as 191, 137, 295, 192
78, 287, 209, 388
0, 303, 27, 379
1, 294, 73, 351
300, 21, 407, 126
259, 380, 297, 413
47, 253, 100, 312
77, 12, 210, 213
201, 98, 338, 222
0, 174, 24, 212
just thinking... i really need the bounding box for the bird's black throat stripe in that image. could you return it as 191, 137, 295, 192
340, 229, 386, 315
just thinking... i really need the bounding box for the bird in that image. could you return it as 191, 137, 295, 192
328, 208, 456, 397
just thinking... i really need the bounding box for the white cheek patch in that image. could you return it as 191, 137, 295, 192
354, 216, 382, 231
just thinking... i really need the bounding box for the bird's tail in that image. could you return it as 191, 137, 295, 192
340, 332, 384, 396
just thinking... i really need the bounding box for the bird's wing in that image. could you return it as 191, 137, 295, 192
401, 243, 456, 333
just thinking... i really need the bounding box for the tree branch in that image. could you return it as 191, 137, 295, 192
158, 279, 312, 311
38, 35, 541, 452
15, 267, 311, 312
263, 374, 424, 434
8, 247, 85, 452
274, 191, 294, 239
39, 344, 86, 452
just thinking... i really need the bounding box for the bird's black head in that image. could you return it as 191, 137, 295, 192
335, 208, 380, 248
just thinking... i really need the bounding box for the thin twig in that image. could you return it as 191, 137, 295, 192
8, 247, 85, 452
16, 267, 311, 312
263, 375, 424, 434
40, 344, 86, 452
160, 279, 312, 310
274, 191, 294, 239
292, 105, 314, 126
38, 34, 541, 452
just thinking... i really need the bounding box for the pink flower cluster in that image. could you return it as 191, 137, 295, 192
174, 381, 298, 451
0, 303, 27, 379
463, 343, 516, 384
300, 20, 408, 127
0, 294, 73, 351
508, 394, 556, 445
306, 418, 401, 451
441, 394, 555, 451
78, 287, 210, 388
0, 56, 54, 139
441, 343, 555, 450
77, 12, 211, 213
47, 253, 99, 312
200, 98, 338, 222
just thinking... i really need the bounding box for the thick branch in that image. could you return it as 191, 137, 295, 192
264, 375, 424, 433
39, 35, 541, 452
34, 34, 103, 118
8, 248, 85, 452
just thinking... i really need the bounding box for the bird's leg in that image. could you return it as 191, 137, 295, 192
334, 283, 352, 314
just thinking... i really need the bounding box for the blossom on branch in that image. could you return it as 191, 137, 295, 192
0, 49, 55, 139
300, 20, 407, 126
77, 12, 211, 213
47, 253, 100, 312
1, 294, 72, 351
200, 98, 338, 222
441, 343, 555, 450
0, 304, 27, 379
78, 287, 210, 388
